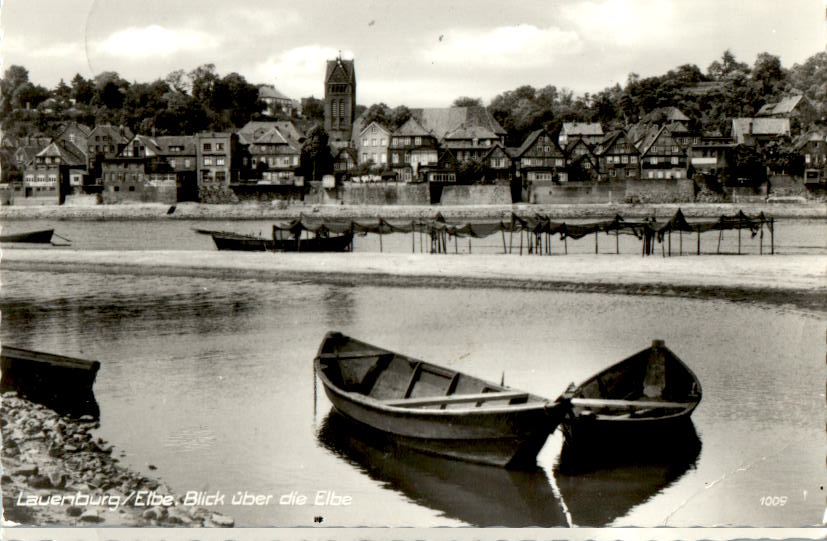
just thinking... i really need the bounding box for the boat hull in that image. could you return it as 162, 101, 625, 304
211, 232, 353, 252
315, 332, 568, 469
0, 229, 54, 243
321, 383, 557, 468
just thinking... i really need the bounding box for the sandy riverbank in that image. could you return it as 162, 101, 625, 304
1, 392, 234, 527
1, 201, 825, 221
2, 249, 825, 313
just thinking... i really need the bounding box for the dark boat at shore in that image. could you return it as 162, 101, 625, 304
0, 228, 54, 243
314, 332, 569, 468
561, 340, 702, 448
0, 346, 101, 417
210, 230, 353, 252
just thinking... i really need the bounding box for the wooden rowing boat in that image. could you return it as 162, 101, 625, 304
0, 229, 54, 243
560, 340, 702, 448
0, 346, 101, 417
314, 332, 569, 468
210, 230, 353, 252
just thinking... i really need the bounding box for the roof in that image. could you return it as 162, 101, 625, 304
639, 126, 667, 155
792, 130, 826, 151
594, 130, 639, 156
411, 106, 506, 139
562, 122, 603, 136
480, 142, 511, 161
641, 107, 689, 123
154, 136, 197, 155
335, 147, 358, 160
255, 127, 289, 145
89, 125, 133, 143
359, 121, 390, 137
757, 95, 806, 117
513, 129, 563, 157
238, 120, 304, 146
393, 117, 431, 137
123, 135, 163, 156
258, 85, 290, 101
731, 118, 791, 137
35, 140, 86, 166
325, 57, 355, 83
443, 125, 499, 140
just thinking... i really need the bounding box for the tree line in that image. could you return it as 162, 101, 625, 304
1, 49, 824, 149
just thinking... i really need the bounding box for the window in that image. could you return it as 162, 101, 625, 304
392, 154, 399, 164
583, 162, 590, 170
651, 157, 658, 164
380, 154, 386, 164
371, 139, 377, 146
128, 186, 135, 192
671, 145, 679, 153
362, 138, 368, 146
648, 171, 654, 178
671, 157, 679, 165
631, 156, 637, 164
292, 157, 298, 166
621, 155, 629, 164
215, 171, 226, 183
216, 143, 224, 151
380, 138, 386, 146
675, 171, 682, 179
361, 153, 368, 163
555, 158, 563, 166
414, 137, 421, 146
371, 126, 376, 134
203, 143, 211, 151
657, 171, 664, 179
610, 169, 616, 177
114, 186, 120, 191
626, 169, 633, 177
372, 153, 377, 163
184, 159, 191, 167
216, 157, 225, 166
204, 157, 213, 166
169, 159, 176, 168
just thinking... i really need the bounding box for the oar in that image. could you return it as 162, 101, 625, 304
570, 398, 691, 410
52, 233, 72, 243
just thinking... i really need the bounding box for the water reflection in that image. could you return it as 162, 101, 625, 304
553, 423, 701, 526
317, 412, 569, 527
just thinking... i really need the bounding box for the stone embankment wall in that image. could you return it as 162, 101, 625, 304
439, 185, 511, 205
343, 182, 430, 205
624, 179, 696, 203
102, 185, 178, 205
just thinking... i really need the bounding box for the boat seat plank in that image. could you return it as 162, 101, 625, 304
318, 350, 390, 360
570, 398, 691, 409
383, 391, 529, 408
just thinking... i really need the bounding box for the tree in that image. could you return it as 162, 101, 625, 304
70, 74, 94, 105
752, 52, 786, 97
707, 49, 750, 80
189, 64, 219, 105
301, 96, 325, 121
388, 105, 411, 130
299, 125, 333, 180
360, 103, 391, 127
1, 65, 29, 113
211, 72, 263, 127
452, 96, 482, 107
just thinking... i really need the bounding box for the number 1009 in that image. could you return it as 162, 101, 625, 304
760, 496, 787, 506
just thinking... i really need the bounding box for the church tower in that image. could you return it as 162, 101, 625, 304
324, 54, 356, 142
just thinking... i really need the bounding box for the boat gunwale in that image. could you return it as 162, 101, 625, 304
568, 344, 702, 423
313, 332, 561, 417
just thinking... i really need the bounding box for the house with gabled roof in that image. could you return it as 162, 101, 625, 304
594, 131, 641, 181
514, 129, 567, 183
333, 146, 358, 178
412, 105, 506, 143
389, 117, 439, 182
258, 84, 295, 117
155, 135, 198, 200
22, 139, 86, 204
86, 125, 133, 183
55, 121, 91, 151
564, 136, 600, 181
245, 126, 301, 184
558, 122, 603, 148
756, 95, 817, 129
638, 125, 690, 180
442, 124, 501, 166
480, 143, 514, 183
357, 121, 390, 168
731, 118, 791, 146
641, 106, 690, 125
792, 130, 827, 182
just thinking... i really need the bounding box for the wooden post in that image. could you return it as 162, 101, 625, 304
697, 225, 701, 255
616, 228, 620, 255
759, 220, 764, 255
411, 225, 415, 254
662, 235, 666, 257
509, 229, 513, 254
419, 228, 423, 253
770, 218, 774, 255
594, 231, 598, 254
379, 226, 383, 253
564, 234, 568, 255
679, 229, 683, 256
519, 229, 523, 256
468, 238, 472, 254
455, 234, 458, 254
501, 229, 507, 254
717, 229, 722, 254
297, 229, 302, 252
737, 219, 741, 255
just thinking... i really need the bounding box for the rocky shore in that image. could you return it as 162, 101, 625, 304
0, 201, 825, 222
1, 392, 234, 527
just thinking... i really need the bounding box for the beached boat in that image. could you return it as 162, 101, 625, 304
210, 230, 353, 252
314, 332, 569, 468
0, 345, 101, 417
561, 340, 702, 448
0, 229, 54, 243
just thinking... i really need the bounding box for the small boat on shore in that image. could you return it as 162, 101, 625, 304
0, 229, 55, 243
560, 340, 702, 449
314, 332, 569, 468
211, 230, 353, 252
0, 345, 101, 417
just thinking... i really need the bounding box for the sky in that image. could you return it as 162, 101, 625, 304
1, 0, 825, 107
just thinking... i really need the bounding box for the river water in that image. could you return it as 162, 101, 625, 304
1, 262, 824, 528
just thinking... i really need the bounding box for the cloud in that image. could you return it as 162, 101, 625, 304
421, 24, 582, 68
91, 25, 219, 59
251, 46, 354, 95
561, 0, 682, 47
